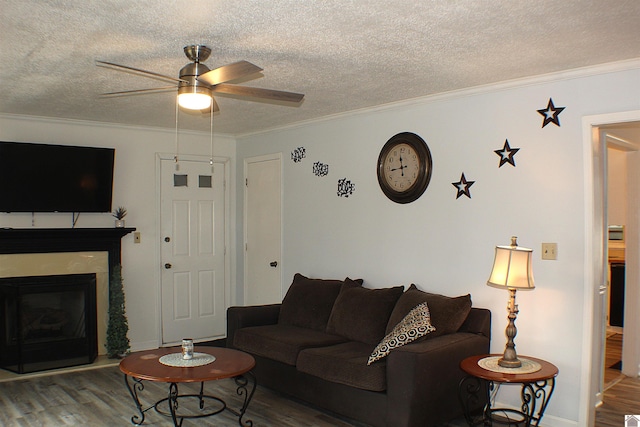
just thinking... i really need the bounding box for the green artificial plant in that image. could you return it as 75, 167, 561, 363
106, 264, 130, 358
112, 206, 127, 220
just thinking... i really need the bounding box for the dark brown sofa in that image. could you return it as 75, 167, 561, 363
227, 274, 491, 427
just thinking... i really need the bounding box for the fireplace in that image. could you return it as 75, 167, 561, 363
0, 227, 134, 372
0, 273, 98, 373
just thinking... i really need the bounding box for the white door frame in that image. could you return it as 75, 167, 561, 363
155, 152, 232, 346
580, 110, 640, 426
243, 153, 284, 305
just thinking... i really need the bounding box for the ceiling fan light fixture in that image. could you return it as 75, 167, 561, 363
99, 44, 304, 113
177, 86, 212, 110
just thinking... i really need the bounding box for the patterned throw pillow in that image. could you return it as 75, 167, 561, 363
367, 302, 436, 365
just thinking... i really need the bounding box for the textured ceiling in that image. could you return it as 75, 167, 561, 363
1, 1, 640, 136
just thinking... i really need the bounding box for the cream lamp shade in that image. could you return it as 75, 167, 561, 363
487, 237, 535, 290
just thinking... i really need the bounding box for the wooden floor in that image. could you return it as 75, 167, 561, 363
0, 340, 636, 427
596, 375, 640, 426
0, 365, 365, 426
603, 332, 625, 389
596, 332, 640, 427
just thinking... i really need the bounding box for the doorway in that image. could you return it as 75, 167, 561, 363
601, 123, 640, 383
582, 113, 640, 426
603, 139, 637, 390
158, 154, 230, 345
243, 154, 283, 306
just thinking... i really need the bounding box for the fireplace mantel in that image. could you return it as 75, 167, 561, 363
0, 227, 135, 272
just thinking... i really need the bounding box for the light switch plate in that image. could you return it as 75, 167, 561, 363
542, 243, 557, 260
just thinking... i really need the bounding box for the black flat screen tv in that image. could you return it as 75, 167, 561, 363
0, 142, 115, 213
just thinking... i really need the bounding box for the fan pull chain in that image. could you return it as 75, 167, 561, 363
210, 100, 214, 173
174, 97, 180, 171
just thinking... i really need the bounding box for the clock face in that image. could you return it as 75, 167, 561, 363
382, 143, 420, 192
377, 132, 432, 204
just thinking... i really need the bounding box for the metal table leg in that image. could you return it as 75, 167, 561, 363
123, 372, 256, 426
227, 371, 257, 427
459, 375, 489, 426
123, 374, 152, 426
521, 378, 556, 427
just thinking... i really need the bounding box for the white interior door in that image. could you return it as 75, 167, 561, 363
244, 154, 282, 305
160, 156, 226, 345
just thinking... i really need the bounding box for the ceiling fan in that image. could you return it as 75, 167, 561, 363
97, 45, 304, 112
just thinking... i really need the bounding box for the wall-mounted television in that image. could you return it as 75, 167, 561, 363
0, 142, 115, 213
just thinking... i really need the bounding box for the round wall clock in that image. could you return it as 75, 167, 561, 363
377, 132, 432, 204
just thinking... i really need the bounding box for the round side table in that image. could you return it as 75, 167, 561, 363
458, 354, 558, 427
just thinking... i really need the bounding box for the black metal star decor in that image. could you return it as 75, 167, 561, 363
452, 173, 475, 199
537, 98, 565, 128
494, 139, 520, 167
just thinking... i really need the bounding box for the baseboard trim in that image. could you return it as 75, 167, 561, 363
539, 413, 577, 427
0, 355, 119, 383
130, 340, 159, 353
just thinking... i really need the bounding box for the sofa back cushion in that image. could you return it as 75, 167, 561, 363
326, 285, 404, 345
279, 274, 362, 331
386, 284, 472, 339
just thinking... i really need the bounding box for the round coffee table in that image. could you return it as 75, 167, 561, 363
120, 347, 256, 427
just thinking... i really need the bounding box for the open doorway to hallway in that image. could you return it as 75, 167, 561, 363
603, 139, 635, 392
600, 121, 640, 393
582, 113, 640, 427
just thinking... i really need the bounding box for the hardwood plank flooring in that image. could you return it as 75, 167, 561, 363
604, 332, 624, 388
596, 332, 640, 426
596, 376, 640, 426
0, 365, 362, 426
1, 356, 635, 426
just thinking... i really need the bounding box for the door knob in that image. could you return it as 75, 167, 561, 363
164, 263, 172, 269
270, 261, 278, 267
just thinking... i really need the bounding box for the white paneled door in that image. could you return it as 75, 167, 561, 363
244, 154, 282, 305
160, 157, 226, 345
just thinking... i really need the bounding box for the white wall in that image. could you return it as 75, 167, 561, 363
0, 114, 236, 352
236, 62, 640, 425
608, 147, 628, 226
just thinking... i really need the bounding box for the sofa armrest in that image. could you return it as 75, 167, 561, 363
226, 304, 281, 348
459, 307, 491, 339
385, 331, 490, 427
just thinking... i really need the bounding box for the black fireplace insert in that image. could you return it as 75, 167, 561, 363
0, 273, 98, 373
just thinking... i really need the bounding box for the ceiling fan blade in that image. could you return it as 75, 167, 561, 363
96, 60, 186, 84
197, 61, 263, 86
99, 87, 177, 97
211, 84, 304, 103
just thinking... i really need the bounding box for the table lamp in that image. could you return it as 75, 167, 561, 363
487, 236, 535, 368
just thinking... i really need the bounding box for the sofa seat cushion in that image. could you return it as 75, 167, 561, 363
279, 274, 363, 331
297, 341, 387, 392
233, 324, 347, 366
326, 285, 404, 345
